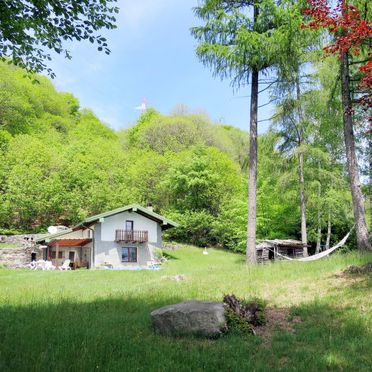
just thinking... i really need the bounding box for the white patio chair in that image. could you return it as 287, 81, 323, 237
27, 261, 36, 270
45, 261, 56, 270
35, 260, 46, 270
146, 260, 161, 270
59, 259, 71, 270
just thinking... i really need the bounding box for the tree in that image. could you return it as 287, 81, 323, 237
303, 0, 372, 250
272, 12, 320, 257
0, 0, 118, 77
164, 146, 241, 215
192, 0, 317, 263
273, 96, 314, 256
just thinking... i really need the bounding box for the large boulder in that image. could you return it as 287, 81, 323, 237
151, 300, 226, 338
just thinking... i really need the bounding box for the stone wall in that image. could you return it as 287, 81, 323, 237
0, 234, 40, 246
0, 234, 44, 268
0, 246, 43, 268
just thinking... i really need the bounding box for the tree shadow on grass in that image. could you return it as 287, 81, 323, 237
277, 301, 372, 371
266, 273, 372, 371
162, 251, 179, 260
0, 295, 259, 372
0, 295, 370, 372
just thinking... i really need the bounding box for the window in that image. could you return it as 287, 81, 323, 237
51, 251, 56, 259
58, 251, 64, 259
125, 220, 134, 231
121, 247, 137, 262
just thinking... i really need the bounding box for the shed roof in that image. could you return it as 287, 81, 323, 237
257, 239, 308, 250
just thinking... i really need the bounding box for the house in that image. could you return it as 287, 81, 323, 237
256, 239, 307, 263
36, 204, 178, 269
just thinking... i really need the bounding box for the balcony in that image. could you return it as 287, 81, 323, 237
115, 230, 148, 243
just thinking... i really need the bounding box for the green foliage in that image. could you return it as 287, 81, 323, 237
0, 0, 118, 77
125, 108, 161, 147
224, 296, 267, 335
192, 0, 312, 87
0, 228, 23, 235
123, 110, 249, 167
165, 146, 241, 215
164, 210, 216, 247
0, 61, 357, 251
224, 307, 254, 335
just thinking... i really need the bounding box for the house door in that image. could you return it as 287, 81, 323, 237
31, 252, 36, 261
268, 249, 274, 260
69, 251, 75, 262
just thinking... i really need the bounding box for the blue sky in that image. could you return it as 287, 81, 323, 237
47, 0, 274, 133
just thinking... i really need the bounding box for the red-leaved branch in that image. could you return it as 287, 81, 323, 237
302, 0, 371, 114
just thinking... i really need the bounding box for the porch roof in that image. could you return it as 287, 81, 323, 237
49, 239, 92, 247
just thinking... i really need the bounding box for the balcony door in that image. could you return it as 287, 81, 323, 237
125, 220, 134, 231
125, 220, 134, 240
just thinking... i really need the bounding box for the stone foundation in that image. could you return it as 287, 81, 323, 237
0, 247, 43, 268
0, 234, 44, 268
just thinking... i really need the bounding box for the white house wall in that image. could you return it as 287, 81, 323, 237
93, 213, 160, 268
100, 211, 161, 244
53, 229, 91, 240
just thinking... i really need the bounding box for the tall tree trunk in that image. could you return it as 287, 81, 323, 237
326, 212, 331, 250
315, 219, 321, 253
315, 209, 321, 253
298, 150, 308, 256
340, 51, 371, 251
296, 76, 308, 256
246, 68, 259, 265
315, 164, 322, 254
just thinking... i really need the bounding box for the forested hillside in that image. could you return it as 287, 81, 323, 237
0, 62, 357, 251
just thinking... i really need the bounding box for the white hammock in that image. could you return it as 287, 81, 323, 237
269, 227, 354, 262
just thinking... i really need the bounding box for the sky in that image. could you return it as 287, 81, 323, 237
47, 0, 274, 133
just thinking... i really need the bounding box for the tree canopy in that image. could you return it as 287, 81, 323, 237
0, 61, 357, 254
0, 0, 118, 76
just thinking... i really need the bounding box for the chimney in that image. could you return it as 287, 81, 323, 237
146, 203, 154, 212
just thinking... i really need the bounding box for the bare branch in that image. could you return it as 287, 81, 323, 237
258, 98, 277, 108
258, 81, 277, 94
257, 114, 279, 123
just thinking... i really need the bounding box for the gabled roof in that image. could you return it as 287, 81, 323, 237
36, 229, 73, 243
36, 205, 178, 244
72, 204, 178, 230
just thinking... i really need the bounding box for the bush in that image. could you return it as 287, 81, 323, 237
164, 210, 216, 247
0, 228, 24, 235
223, 294, 266, 335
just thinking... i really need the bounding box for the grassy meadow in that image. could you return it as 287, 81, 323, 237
0, 247, 371, 372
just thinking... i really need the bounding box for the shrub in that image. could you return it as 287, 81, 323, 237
223, 294, 266, 335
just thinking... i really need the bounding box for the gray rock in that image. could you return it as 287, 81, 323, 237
151, 300, 226, 338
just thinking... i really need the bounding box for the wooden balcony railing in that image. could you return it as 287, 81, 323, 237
115, 230, 148, 243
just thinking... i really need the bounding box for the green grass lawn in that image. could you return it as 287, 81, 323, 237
0, 247, 371, 372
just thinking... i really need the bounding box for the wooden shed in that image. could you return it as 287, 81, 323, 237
256, 239, 307, 263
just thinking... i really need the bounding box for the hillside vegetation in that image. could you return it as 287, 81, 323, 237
0, 248, 371, 371
0, 62, 355, 251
